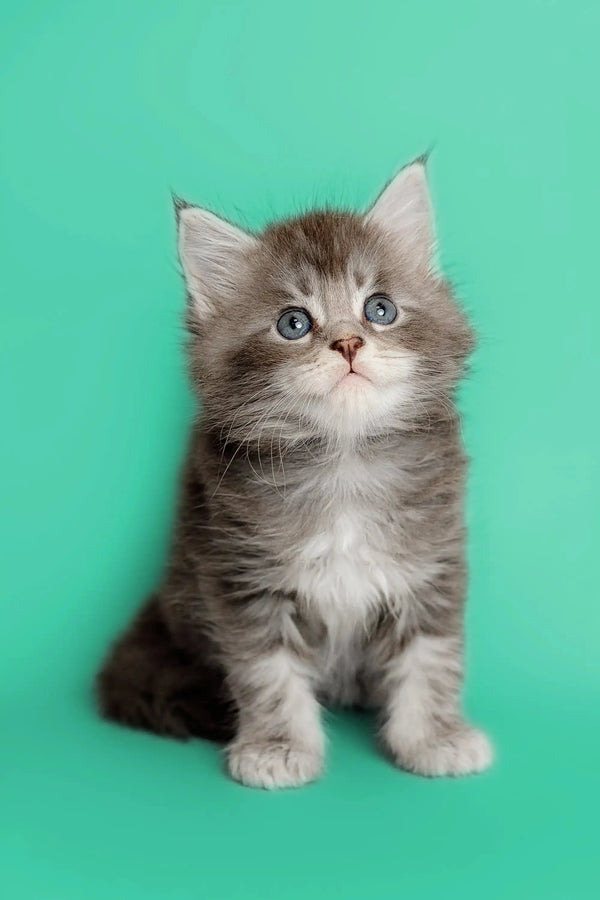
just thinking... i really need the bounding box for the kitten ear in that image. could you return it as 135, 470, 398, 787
367, 161, 436, 270
176, 202, 257, 317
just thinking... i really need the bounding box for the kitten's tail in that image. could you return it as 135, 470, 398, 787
96, 596, 235, 742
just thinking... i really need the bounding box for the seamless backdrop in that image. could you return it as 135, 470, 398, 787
1, 1, 599, 898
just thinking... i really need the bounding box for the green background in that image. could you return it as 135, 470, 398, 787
2, 1, 599, 897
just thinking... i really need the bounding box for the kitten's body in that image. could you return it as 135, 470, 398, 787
98, 163, 493, 787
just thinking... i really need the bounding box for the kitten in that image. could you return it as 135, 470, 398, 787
97, 160, 493, 788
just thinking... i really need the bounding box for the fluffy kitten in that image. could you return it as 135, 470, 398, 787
97, 160, 493, 788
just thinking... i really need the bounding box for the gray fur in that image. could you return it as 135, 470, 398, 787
98, 162, 493, 787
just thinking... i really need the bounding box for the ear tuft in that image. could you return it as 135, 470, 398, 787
367, 160, 437, 270
172, 193, 191, 219
177, 205, 257, 317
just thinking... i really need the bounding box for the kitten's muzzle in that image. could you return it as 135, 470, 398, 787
330, 335, 364, 367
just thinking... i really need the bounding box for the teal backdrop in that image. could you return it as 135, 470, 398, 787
2, 1, 599, 898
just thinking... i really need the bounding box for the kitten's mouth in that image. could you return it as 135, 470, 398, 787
336, 368, 371, 387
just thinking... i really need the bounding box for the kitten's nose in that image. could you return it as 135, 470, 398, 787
330, 335, 365, 365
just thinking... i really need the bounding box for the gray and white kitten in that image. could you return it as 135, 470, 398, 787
98, 161, 493, 788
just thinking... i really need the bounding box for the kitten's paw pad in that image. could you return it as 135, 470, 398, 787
227, 741, 323, 789
391, 727, 493, 777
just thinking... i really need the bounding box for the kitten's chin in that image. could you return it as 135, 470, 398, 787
311, 380, 396, 440
290, 363, 416, 440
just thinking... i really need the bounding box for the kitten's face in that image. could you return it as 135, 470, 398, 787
178, 163, 473, 444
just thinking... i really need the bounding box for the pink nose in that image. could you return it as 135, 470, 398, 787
330, 335, 364, 365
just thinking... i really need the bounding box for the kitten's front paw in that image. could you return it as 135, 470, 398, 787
227, 740, 323, 789
388, 726, 493, 777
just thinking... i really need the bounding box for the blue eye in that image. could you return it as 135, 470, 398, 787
364, 294, 397, 325
276, 308, 313, 340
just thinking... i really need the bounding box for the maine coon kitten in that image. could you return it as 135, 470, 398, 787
97, 160, 493, 788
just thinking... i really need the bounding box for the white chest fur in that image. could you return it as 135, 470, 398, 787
280, 454, 410, 629
292, 509, 391, 618
277, 453, 411, 703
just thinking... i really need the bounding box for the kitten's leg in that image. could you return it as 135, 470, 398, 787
224, 606, 324, 789
376, 630, 493, 777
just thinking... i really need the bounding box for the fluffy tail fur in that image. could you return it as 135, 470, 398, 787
96, 597, 235, 742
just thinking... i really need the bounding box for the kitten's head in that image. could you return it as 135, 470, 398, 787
177, 162, 473, 446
